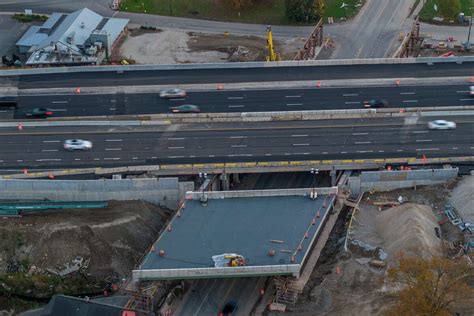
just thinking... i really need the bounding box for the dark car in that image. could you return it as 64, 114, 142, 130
169, 104, 200, 113
363, 99, 389, 108
221, 301, 238, 315
25, 107, 54, 118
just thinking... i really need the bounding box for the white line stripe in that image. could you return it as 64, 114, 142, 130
400, 92, 415, 95
104, 157, 121, 160
291, 135, 308, 137
51, 100, 68, 104
230, 136, 246, 139
355, 141, 371, 144
168, 137, 185, 140
352, 132, 368, 135
36, 159, 61, 162
43, 140, 60, 143
231, 145, 247, 148
168, 156, 184, 158
106, 139, 123, 142
228, 96, 243, 100
109, 108, 116, 111
413, 131, 428, 134
452, 147, 458, 150
132, 157, 139, 160
42, 149, 58, 152
322, 152, 328, 154
169, 98, 185, 101
74, 158, 81, 161
228, 105, 245, 108
293, 143, 309, 146
285, 95, 301, 98
397, 149, 404, 152
168, 146, 184, 149
49, 108, 67, 112
295, 153, 310, 155
357, 150, 373, 153
345, 101, 361, 105
402, 100, 418, 103
416, 148, 439, 151
456, 91, 469, 93
343, 93, 358, 97
105, 148, 122, 151
416, 139, 432, 142
459, 98, 473, 101
286, 103, 303, 106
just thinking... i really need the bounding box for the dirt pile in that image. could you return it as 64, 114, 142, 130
375, 203, 441, 260
449, 175, 474, 223
0, 201, 170, 277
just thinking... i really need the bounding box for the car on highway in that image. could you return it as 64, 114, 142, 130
159, 88, 187, 99
470, 86, 474, 96
221, 301, 238, 315
428, 120, 456, 130
25, 107, 54, 118
169, 104, 200, 113
363, 99, 389, 108
63, 139, 93, 150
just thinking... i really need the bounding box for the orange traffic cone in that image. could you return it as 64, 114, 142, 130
17, 123, 23, 131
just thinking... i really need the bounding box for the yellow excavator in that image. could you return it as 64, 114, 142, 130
266, 26, 281, 62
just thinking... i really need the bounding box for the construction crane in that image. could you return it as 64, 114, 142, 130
266, 26, 281, 62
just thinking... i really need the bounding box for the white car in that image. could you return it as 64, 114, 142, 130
470, 86, 474, 96
159, 88, 186, 99
428, 120, 456, 130
63, 139, 93, 150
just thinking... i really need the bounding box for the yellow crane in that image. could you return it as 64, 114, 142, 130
266, 26, 281, 62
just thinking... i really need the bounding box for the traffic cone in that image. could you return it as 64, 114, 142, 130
395, 80, 400, 85
217, 84, 223, 90
316, 210, 320, 218
422, 154, 427, 162
75, 87, 81, 94
336, 266, 341, 275
304, 231, 309, 239
297, 243, 302, 251
23, 168, 28, 175
399, 108, 405, 113
177, 210, 181, 218
323, 201, 326, 208
17, 123, 23, 131
260, 288, 265, 296
316, 81, 321, 87
167, 224, 172, 232
311, 218, 316, 225
159, 249, 165, 257
268, 249, 275, 257
151, 245, 155, 253
291, 256, 295, 263
48, 173, 55, 180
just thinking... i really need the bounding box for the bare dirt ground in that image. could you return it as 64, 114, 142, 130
0, 201, 170, 313
119, 26, 303, 64
276, 179, 470, 315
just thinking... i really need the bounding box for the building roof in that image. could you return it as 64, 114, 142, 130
40, 295, 131, 316
17, 7, 128, 52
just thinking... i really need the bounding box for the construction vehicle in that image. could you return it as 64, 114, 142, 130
266, 26, 281, 62
212, 253, 246, 267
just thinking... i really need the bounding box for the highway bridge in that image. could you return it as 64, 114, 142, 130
0, 57, 473, 174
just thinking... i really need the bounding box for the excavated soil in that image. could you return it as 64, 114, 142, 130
0, 200, 170, 277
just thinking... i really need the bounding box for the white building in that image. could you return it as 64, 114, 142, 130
16, 8, 129, 66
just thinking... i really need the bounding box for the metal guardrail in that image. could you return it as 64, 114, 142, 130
0, 200, 108, 216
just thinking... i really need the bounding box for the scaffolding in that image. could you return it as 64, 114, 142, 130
397, 16, 421, 58
294, 18, 324, 60
273, 277, 299, 306
124, 283, 160, 314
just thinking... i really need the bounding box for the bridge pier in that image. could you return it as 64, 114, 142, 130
330, 167, 337, 187
220, 173, 230, 191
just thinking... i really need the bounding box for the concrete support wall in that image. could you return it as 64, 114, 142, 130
0, 178, 193, 210
348, 168, 458, 194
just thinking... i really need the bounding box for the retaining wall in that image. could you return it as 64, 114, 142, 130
348, 168, 459, 194
0, 178, 194, 210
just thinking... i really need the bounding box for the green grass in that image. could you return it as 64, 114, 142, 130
120, 0, 365, 25
419, 0, 473, 23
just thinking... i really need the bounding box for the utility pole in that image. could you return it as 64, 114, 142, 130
466, 9, 473, 51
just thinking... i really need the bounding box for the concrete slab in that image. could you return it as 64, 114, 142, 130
136, 193, 335, 280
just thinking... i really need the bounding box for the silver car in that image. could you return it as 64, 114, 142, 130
428, 120, 456, 130
159, 88, 186, 99
63, 139, 93, 150
470, 86, 474, 96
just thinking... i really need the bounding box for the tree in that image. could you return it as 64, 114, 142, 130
386, 254, 474, 316
438, 0, 461, 20
285, 0, 325, 23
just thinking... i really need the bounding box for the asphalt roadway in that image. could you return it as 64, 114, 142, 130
10, 85, 474, 118
0, 116, 472, 170
12, 62, 474, 89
